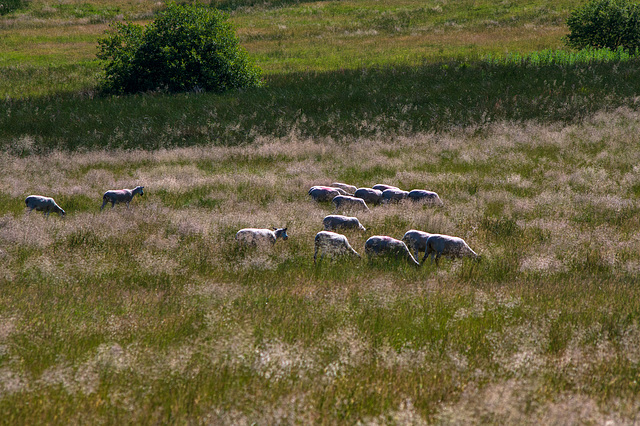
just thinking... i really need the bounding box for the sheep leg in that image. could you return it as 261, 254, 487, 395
314, 246, 318, 263
100, 200, 107, 210
111, 200, 115, 208
422, 247, 432, 264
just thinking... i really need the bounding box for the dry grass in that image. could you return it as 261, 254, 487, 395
1, 107, 640, 422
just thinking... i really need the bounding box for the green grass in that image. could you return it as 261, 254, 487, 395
2, 111, 640, 421
3, 0, 640, 422
4, 57, 640, 150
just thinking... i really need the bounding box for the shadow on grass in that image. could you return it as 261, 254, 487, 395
208, 0, 332, 12
3, 58, 640, 152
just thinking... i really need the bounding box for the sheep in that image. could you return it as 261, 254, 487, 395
332, 195, 370, 213
308, 186, 346, 202
235, 227, 289, 247
372, 184, 399, 192
331, 182, 357, 195
364, 236, 420, 267
401, 230, 432, 260
314, 231, 360, 262
101, 186, 144, 210
25, 195, 66, 217
422, 234, 479, 265
354, 187, 383, 206
408, 189, 443, 206
381, 188, 409, 204
323, 215, 366, 232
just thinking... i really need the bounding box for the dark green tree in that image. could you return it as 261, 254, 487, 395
0, 0, 24, 15
97, 2, 262, 94
565, 0, 640, 52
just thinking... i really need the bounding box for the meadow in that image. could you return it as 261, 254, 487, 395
2, 0, 640, 423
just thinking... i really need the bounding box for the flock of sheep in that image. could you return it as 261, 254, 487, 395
237, 182, 479, 266
25, 182, 478, 267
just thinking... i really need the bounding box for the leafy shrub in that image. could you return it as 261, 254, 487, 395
565, 0, 640, 52
0, 0, 24, 15
97, 2, 262, 94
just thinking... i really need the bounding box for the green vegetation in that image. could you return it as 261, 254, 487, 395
3, 114, 640, 422
485, 45, 637, 65
2, 0, 640, 423
3, 57, 640, 150
97, 2, 262, 94
0, 0, 23, 16
565, 0, 640, 51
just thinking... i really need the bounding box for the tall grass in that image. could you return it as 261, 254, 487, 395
3, 57, 640, 151
484, 46, 638, 66
2, 109, 640, 422
3, 0, 640, 422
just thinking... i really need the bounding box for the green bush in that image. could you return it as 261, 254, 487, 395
0, 0, 24, 15
96, 2, 262, 94
565, 0, 640, 52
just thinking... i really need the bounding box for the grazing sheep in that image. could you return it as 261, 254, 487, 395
235, 227, 289, 247
382, 188, 409, 204
101, 186, 144, 210
308, 186, 344, 202
354, 188, 383, 206
422, 234, 479, 265
402, 230, 432, 260
25, 195, 65, 217
314, 231, 360, 262
365, 236, 420, 267
331, 182, 357, 195
408, 189, 443, 206
332, 195, 370, 213
323, 215, 366, 232
372, 184, 399, 192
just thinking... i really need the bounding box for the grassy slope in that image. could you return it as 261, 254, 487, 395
2, 0, 640, 151
2, 0, 640, 423
2, 113, 640, 422
1, 0, 574, 96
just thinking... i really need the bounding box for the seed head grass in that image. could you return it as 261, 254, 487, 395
2, 108, 640, 422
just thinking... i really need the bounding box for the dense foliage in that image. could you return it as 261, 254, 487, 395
0, 0, 23, 15
96, 2, 262, 94
565, 0, 640, 51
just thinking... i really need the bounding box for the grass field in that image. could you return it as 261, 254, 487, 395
2, 0, 640, 423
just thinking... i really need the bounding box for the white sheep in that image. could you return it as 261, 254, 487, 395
422, 234, 479, 265
332, 195, 370, 213
308, 186, 345, 202
408, 189, 443, 205
354, 187, 383, 206
25, 195, 66, 217
101, 186, 144, 210
364, 236, 420, 267
235, 227, 289, 247
323, 215, 366, 232
314, 231, 360, 262
372, 184, 399, 192
382, 188, 409, 204
401, 230, 432, 260
331, 182, 357, 194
